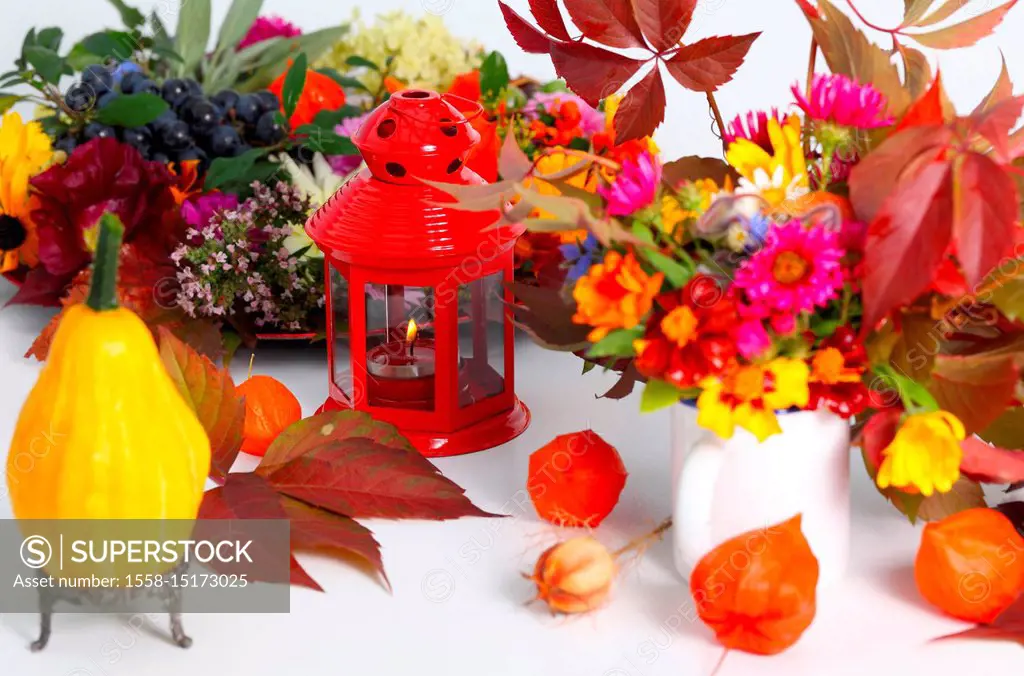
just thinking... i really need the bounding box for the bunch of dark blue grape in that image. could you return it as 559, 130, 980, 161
56, 63, 287, 172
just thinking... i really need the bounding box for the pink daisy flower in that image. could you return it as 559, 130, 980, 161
734, 220, 845, 316
238, 16, 302, 50
723, 108, 782, 153
599, 151, 661, 216
792, 74, 894, 130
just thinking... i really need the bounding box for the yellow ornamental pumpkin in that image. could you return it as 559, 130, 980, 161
6, 214, 211, 522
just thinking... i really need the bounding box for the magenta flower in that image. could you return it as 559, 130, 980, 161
734, 220, 845, 316
182, 192, 238, 229
599, 151, 661, 216
734, 318, 772, 359
792, 74, 894, 129
724, 108, 782, 153
328, 112, 371, 175
238, 16, 302, 50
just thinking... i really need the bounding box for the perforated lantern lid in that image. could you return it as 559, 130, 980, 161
306, 89, 519, 269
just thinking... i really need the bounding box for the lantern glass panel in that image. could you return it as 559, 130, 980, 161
457, 272, 505, 408
330, 266, 354, 400
365, 283, 437, 411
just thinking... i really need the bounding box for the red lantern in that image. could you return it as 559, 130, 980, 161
306, 89, 530, 457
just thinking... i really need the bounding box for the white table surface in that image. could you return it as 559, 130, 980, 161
1, 282, 1021, 676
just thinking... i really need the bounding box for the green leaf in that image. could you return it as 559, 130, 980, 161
641, 379, 684, 413
35, 28, 63, 53
586, 327, 643, 358
106, 0, 146, 28
23, 46, 65, 84
175, 0, 212, 77
316, 68, 370, 92
216, 0, 264, 52
991, 273, 1024, 321
81, 31, 138, 61
205, 148, 268, 189
345, 55, 380, 71
281, 53, 308, 119
237, 25, 349, 92
95, 93, 169, 127
299, 128, 358, 155
873, 364, 940, 413
630, 221, 656, 246
582, 360, 597, 375
541, 79, 568, 93
65, 44, 103, 71
479, 50, 510, 102
0, 95, 23, 115
643, 248, 693, 288
313, 105, 363, 127
18, 29, 37, 71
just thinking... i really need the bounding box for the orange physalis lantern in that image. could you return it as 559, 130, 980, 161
527, 431, 628, 528
237, 375, 302, 456
915, 507, 1024, 624
690, 514, 819, 655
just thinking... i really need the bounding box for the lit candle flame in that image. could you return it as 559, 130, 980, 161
406, 319, 418, 343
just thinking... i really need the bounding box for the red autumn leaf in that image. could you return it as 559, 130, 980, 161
930, 353, 1019, 435
909, 0, 1019, 50
859, 408, 903, 474
158, 327, 245, 484
498, 1, 555, 54
862, 159, 954, 330
258, 411, 496, 520
969, 96, 1024, 164
960, 438, 1024, 485
952, 152, 1019, 287
973, 54, 1014, 115
563, 0, 647, 49
528, 0, 572, 42
549, 40, 645, 106
664, 33, 761, 92
199, 472, 388, 592
795, 0, 820, 20
896, 71, 946, 131
613, 66, 666, 143
633, 0, 697, 52
691, 515, 819, 655
848, 125, 954, 223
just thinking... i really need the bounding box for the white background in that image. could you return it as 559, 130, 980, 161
1, 1, 1024, 675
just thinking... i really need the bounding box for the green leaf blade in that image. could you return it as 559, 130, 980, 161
94, 93, 169, 127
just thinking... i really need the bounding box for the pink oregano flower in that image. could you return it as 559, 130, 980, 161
599, 151, 661, 216
792, 73, 894, 130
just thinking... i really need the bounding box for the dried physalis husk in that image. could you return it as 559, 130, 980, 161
529, 536, 616, 614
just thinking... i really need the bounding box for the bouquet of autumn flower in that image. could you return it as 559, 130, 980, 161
457, 0, 1024, 523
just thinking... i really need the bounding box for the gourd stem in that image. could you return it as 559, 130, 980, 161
85, 213, 125, 312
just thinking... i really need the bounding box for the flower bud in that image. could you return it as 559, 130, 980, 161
530, 536, 616, 614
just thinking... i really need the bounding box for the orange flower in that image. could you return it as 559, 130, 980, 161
169, 160, 202, 205
270, 67, 347, 129
447, 70, 481, 102
383, 75, 406, 94
572, 250, 663, 342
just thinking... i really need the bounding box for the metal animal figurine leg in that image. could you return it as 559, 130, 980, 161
31, 585, 54, 652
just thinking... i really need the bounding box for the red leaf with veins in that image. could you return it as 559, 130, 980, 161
664, 33, 761, 92
970, 96, 1024, 164
549, 41, 645, 105
960, 438, 1024, 485
528, 0, 572, 41
613, 66, 666, 142
563, 0, 647, 49
633, 0, 697, 52
862, 159, 953, 329
848, 125, 954, 223
953, 153, 1018, 287
498, 1, 555, 54
930, 353, 1019, 435
896, 71, 946, 131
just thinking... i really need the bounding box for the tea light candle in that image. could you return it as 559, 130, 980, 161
366, 320, 436, 407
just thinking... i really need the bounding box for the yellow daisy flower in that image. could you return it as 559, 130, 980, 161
696, 358, 811, 442
0, 111, 52, 273
725, 115, 808, 207
876, 411, 965, 497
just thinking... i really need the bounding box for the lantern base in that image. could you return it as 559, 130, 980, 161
317, 397, 531, 458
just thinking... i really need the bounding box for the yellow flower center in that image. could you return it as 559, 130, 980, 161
772, 251, 810, 284
730, 365, 765, 401
660, 306, 700, 348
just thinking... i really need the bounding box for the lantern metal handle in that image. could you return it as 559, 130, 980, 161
387, 93, 486, 128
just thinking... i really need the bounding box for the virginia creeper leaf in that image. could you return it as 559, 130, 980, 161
909, 1, 1018, 49
613, 65, 666, 142
528, 0, 572, 41
916, 477, 987, 521
509, 282, 592, 352
632, 0, 697, 52
498, 127, 533, 182
973, 53, 1014, 115
498, 1, 555, 54
969, 96, 1024, 164
953, 152, 1018, 287
862, 159, 953, 329
157, 327, 245, 484
930, 353, 1019, 435
896, 71, 946, 131
549, 40, 645, 106
662, 155, 737, 188
979, 405, 1024, 451
563, 0, 647, 49
895, 43, 933, 102
902, 0, 938, 27
795, 0, 820, 20
664, 33, 761, 92
960, 437, 1024, 485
